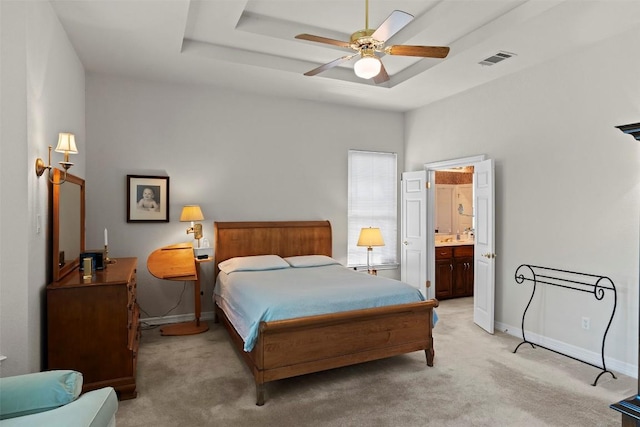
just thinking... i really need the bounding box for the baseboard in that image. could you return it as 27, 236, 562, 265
141, 311, 216, 326
495, 321, 637, 379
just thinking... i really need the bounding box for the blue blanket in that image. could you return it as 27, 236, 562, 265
214, 264, 435, 351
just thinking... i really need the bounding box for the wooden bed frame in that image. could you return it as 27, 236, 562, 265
213, 220, 438, 405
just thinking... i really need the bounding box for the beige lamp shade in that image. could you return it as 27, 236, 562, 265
55, 133, 78, 154
180, 205, 204, 222
357, 227, 385, 247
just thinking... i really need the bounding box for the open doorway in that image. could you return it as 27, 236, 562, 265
401, 155, 495, 333
434, 167, 475, 301
426, 155, 495, 333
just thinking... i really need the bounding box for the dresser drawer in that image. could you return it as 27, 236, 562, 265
453, 245, 474, 257
435, 247, 453, 260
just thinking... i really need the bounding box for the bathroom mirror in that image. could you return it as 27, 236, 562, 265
52, 169, 85, 281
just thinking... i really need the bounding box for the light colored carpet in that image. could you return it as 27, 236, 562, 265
116, 297, 635, 426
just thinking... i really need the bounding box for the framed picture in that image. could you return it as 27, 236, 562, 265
126, 175, 170, 222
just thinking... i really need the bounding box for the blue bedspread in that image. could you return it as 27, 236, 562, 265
214, 264, 435, 351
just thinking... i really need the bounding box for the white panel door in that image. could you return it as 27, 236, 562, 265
401, 171, 428, 297
473, 159, 496, 333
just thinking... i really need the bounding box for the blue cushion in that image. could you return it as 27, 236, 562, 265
0, 387, 117, 427
0, 370, 83, 420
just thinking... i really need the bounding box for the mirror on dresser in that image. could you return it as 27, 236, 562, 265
51, 168, 85, 281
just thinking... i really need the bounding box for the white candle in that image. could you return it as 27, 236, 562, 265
104, 228, 108, 246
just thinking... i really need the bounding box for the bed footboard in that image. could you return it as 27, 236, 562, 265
216, 299, 438, 405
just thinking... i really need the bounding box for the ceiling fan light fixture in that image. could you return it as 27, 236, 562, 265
296, 1, 448, 84
354, 55, 381, 79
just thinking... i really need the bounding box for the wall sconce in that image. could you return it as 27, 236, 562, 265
180, 205, 204, 247
357, 227, 385, 274
35, 132, 78, 184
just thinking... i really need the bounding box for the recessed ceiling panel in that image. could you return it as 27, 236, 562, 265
50, 0, 640, 112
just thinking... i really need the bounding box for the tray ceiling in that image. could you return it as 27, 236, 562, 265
51, 0, 640, 112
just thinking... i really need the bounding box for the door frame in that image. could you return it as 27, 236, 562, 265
424, 155, 486, 301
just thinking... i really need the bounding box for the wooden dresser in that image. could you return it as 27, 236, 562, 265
46, 257, 139, 400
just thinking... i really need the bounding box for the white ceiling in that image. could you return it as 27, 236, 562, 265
51, 0, 640, 112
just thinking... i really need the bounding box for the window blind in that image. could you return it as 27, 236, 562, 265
347, 150, 397, 267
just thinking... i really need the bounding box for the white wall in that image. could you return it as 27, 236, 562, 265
85, 73, 404, 321
405, 26, 640, 373
0, 1, 85, 376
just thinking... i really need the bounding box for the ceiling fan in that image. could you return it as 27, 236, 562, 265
295, 0, 450, 84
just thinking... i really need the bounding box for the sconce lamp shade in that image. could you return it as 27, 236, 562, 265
34, 132, 78, 184
55, 133, 78, 154
357, 227, 385, 247
180, 205, 204, 222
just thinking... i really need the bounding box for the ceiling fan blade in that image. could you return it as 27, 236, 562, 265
373, 63, 390, 84
371, 10, 413, 42
303, 54, 357, 77
386, 45, 450, 58
295, 34, 351, 49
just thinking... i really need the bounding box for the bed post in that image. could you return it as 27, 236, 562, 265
256, 382, 265, 406
425, 347, 435, 366
425, 307, 436, 366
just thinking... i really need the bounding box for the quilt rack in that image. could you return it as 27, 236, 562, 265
513, 264, 617, 386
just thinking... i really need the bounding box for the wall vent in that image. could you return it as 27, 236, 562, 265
479, 51, 516, 66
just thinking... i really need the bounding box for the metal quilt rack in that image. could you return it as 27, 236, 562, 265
513, 264, 617, 386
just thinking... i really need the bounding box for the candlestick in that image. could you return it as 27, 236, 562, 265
103, 244, 116, 265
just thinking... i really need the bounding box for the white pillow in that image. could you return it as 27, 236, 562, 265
284, 255, 341, 268
218, 255, 289, 274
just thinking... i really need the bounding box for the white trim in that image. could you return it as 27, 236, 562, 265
423, 155, 488, 318
141, 311, 216, 326
424, 155, 486, 171
496, 321, 637, 379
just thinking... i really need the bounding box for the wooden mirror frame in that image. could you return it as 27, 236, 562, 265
52, 168, 85, 281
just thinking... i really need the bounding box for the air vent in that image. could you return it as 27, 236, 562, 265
479, 51, 516, 67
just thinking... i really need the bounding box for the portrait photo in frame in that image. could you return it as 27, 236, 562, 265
127, 175, 170, 222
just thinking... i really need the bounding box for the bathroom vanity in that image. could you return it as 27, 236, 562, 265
435, 242, 474, 300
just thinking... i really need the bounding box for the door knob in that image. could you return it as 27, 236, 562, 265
482, 253, 497, 259
403, 241, 408, 245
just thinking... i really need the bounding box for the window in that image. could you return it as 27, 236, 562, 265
347, 150, 397, 268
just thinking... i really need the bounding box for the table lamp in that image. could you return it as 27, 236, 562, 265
357, 227, 385, 274
180, 205, 204, 248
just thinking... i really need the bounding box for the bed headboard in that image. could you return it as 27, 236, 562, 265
213, 221, 332, 275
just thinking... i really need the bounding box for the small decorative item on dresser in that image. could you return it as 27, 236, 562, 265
102, 228, 116, 265
80, 251, 104, 270
82, 257, 93, 279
